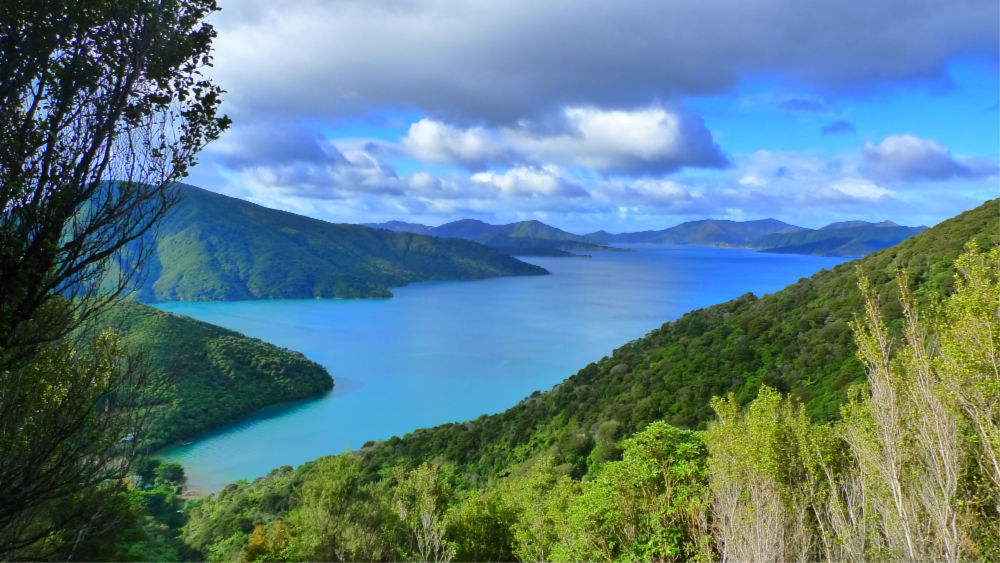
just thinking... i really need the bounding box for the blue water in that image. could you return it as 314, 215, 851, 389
156, 245, 849, 492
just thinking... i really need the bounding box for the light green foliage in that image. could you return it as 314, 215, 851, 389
392, 462, 456, 562
700, 242, 998, 563
501, 456, 581, 562
705, 387, 820, 561
554, 422, 711, 562
243, 521, 294, 562
444, 486, 518, 562
286, 455, 400, 562
837, 242, 1000, 561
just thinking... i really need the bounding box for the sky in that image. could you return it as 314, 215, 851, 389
184, 0, 1000, 233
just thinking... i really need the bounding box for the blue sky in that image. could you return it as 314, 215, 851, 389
186, 0, 999, 233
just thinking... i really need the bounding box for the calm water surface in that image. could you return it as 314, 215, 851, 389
156, 245, 850, 491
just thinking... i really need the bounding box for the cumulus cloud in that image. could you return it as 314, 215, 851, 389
860, 134, 999, 181
502, 106, 728, 174
807, 178, 896, 204
821, 120, 857, 135
402, 119, 510, 168
470, 166, 588, 199
209, 0, 998, 123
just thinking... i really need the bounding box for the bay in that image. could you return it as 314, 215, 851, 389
156, 245, 849, 492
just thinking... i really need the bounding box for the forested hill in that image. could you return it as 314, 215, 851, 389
136, 184, 548, 302
87, 300, 333, 450
357, 198, 998, 478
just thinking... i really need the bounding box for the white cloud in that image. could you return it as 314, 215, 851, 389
502, 107, 727, 174
402, 119, 507, 168
859, 134, 997, 181
470, 166, 588, 199
809, 178, 896, 203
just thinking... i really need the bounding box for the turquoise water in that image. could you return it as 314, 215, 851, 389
156, 245, 849, 492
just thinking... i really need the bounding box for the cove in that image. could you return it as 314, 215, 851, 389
155, 245, 850, 492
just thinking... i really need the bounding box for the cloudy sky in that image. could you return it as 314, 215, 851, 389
185, 0, 999, 233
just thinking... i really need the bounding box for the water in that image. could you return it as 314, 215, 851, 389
155, 245, 849, 492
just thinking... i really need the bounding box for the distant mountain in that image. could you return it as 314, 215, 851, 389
365, 218, 619, 256
609, 218, 807, 246
755, 221, 927, 256
363, 216, 925, 258
361, 220, 435, 235
136, 185, 548, 302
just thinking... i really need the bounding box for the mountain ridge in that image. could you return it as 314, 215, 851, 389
135, 184, 548, 302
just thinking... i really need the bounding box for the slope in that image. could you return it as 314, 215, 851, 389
137, 185, 548, 302
356, 199, 998, 478
87, 299, 333, 450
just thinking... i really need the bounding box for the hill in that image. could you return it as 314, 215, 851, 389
607, 218, 806, 245
365, 218, 620, 256
755, 221, 926, 256
137, 185, 548, 302
86, 300, 333, 450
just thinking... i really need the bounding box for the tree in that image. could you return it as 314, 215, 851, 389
0, 0, 227, 557
0, 0, 228, 370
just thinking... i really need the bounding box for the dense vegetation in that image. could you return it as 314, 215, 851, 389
173, 232, 998, 561
86, 300, 333, 449
137, 184, 548, 302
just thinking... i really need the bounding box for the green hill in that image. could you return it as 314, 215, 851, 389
755, 221, 926, 256
137, 185, 548, 302
88, 299, 333, 450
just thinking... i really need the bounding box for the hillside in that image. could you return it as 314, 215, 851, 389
606, 218, 806, 245
137, 185, 548, 302
364, 218, 619, 256
755, 221, 927, 256
353, 199, 997, 479
176, 200, 997, 561
86, 300, 333, 450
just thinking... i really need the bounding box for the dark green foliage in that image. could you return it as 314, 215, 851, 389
136, 184, 548, 302
88, 299, 333, 449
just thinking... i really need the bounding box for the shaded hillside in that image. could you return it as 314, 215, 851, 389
356, 199, 998, 479
756, 221, 926, 256
607, 218, 805, 245
88, 300, 333, 450
138, 185, 547, 302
